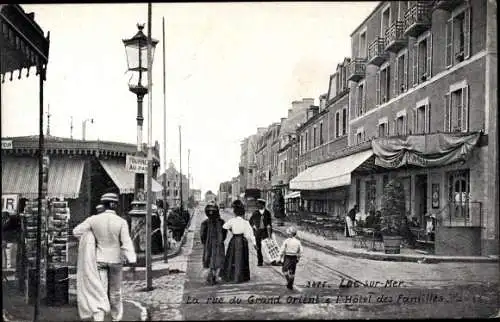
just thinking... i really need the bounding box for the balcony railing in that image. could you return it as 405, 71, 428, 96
346, 58, 366, 82
432, 0, 463, 12
385, 21, 407, 53
367, 37, 388, 66
404, 1, 432, 38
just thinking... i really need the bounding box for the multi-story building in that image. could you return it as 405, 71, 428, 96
231, 176, 240, 203
218, 180, 232, 207
158, 160, 189, 208
292, 0, 497, 257
291, 67, 352, 218
273, 99, 312, 214
255, 123, 281, 205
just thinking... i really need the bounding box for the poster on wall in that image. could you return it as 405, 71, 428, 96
432, 184, 440, 209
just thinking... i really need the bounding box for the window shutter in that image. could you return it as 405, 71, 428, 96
394, 56, 399, 97
444, 93, 451, 132
425, 103, 431, 133
393, 119, 397, 136
404, 53, 408, 91
404, 115, 408, 135
386, 121, 390, 137
363, 83, 367, 112
426, 34, 432, 78
412, 43, 418, 87
462, 85, 469, 132
376, 70, 381, 105
464, 6, 471, 59
446, 20, 453, 67
412, 108, 417, 134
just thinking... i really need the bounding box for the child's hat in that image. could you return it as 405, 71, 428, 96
286, 226, 297, 235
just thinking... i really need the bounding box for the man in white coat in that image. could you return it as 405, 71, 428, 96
73, 192, 136, 321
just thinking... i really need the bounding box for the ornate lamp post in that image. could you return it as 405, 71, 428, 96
123, 23, 158, 256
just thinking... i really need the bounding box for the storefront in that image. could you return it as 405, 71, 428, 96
370, 132, 486, 256
290, 149, 374, 218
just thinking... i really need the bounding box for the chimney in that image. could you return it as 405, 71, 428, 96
303, 98, 315, 106
307, 105, 319, 120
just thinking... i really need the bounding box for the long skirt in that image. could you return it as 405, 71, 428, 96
220, 234, 250, 283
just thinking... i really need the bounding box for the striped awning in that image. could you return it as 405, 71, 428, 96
99, 159, 163, 194
1, 156, 85, 199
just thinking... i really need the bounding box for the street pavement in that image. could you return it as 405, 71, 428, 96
177, 208, 498, 320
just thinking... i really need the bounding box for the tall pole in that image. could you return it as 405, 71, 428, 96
145, 1, 153, 291
34, 63, 45, 322
179, 125, 183, 211
162, 16, 169, 263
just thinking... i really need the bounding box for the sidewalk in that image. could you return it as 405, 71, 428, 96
273, 220, 498, 264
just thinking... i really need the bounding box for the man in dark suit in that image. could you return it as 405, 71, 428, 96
249, 198, 272, 266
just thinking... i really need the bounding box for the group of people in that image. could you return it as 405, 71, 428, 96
200, 198, 303, 290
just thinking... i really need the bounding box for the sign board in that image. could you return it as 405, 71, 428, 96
2, 194, 19, 213
1, 140, 13, 149
126, 155, 148, 174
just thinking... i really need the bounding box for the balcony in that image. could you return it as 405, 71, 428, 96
432, 0, 463, 12
384, 21, 407, 53
346, 58, 366, 82
404, 1, 432, 38
367, 37, 388, 66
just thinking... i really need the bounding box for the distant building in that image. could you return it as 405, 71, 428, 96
190, 189, 202, 203
157, 160, 189, 208
205, 190, 217, 203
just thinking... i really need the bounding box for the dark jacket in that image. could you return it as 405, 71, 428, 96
200, 217, 227, 269
249, 209, 272, 238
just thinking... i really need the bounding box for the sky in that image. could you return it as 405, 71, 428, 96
1, 2, 379, 195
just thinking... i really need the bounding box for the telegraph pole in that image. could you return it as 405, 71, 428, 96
162, 16, 168, 263
179, 125, 183, 211
145, 1, 153, 291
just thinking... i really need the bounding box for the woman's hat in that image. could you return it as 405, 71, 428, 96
101, 192, 119, 203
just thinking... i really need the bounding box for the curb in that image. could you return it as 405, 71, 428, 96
124, 299, 148, 321
273, 227, 499, 264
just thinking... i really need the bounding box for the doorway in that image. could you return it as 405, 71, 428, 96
415, 174, 428, 227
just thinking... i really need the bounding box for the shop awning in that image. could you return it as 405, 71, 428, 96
289, 150, 373, 190
1, 156, 85, 199
372, 132, 481, 169
99, 159, 163, 194
284, 191, 301, 199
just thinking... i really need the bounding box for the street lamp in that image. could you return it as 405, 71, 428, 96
123, 23, 158, 256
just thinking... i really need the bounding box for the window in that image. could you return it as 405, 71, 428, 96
412, 32, 432, 86
166, 190, 170, 197
395, 50, 408, 95
305, 132, 308, 151
335, 112, 340, 138
398, 1, 408, 20
446, 6, 471, 67
319, 123, 324, 145
356, 128, 365, 144
357, 82, 365, 116
395, 115, 407, 135
381, 4, 391, 37
174, 189, 178, 196
359, 30, 367, 58
365, 180, 377, 213
313, 127, 317, 148
412, 99, 430, 134
174, 181, 177, 187
445, 82, 469, 132
447, 169, 471, 224
378, 118, 389, 137
342, 108, 347, 135
377, 64, 391, 105
284, 160, 287, 174
167, 180, 170, 187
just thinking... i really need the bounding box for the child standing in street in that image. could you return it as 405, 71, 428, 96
279, 226, 303, 290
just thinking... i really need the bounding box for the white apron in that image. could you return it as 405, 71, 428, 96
76, 231, 110, 320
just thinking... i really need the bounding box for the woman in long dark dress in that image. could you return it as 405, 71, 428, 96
200, 202, 227, 285
220, 200, 257, 283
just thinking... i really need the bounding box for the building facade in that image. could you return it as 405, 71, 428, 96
190, 189, 202, 203
291, 0, 497, 257
158, 160, 189, 208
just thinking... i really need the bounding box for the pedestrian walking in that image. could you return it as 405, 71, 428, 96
73, 193, 136, 322
345, 205, 358, 237
249, 198, 272, 266
279, 226, 303, 290
220, 200, 256, 283
151, 205, 164, 255
200, 201, 227, 285
2, 210, 22, 271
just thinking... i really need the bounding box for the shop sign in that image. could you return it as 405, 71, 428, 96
1, 140, 13, 149
2, 194, 19, 212
126, 155, 148, 174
